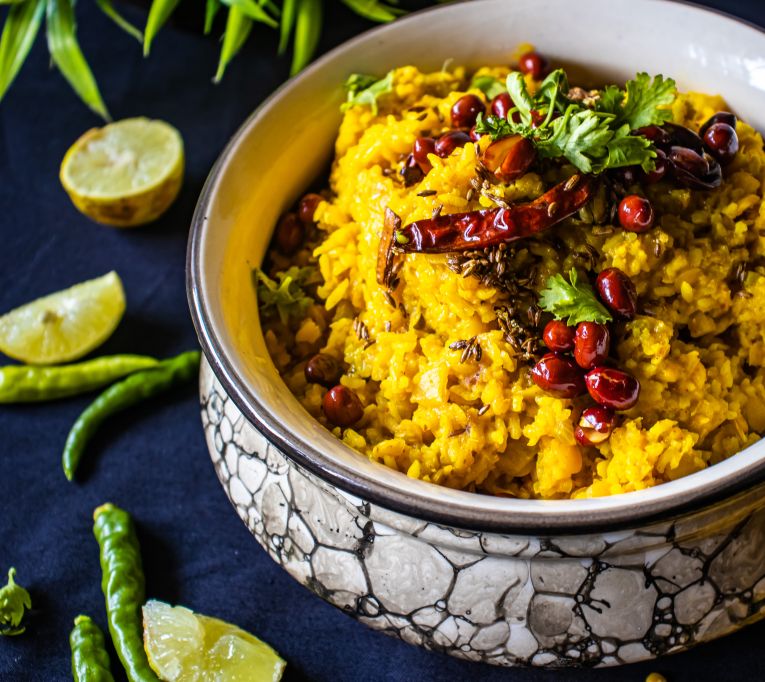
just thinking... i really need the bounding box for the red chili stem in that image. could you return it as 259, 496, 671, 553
394, 176, 596, 253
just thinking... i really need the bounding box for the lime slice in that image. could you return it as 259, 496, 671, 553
60, 117, 184, 227
0, 271, 126, 364
143, 600, 286, 682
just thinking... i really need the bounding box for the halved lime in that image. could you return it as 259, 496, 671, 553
60, 117, 184, 227
0, 271, 126, 364
143, 600, 286, 682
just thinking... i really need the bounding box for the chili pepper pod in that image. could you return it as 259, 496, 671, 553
0, 355, 159, 404
70, 614, 115, 682
93, 504, 158, 682
62, 350, 201, 481
393, 175, 596, 253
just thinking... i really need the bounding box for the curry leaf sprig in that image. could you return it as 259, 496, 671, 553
0, 568, 32, 637
0, 0, 407, 118
254, 266, 317, 324
481, 69, 676, 175
539, 269, 612, 326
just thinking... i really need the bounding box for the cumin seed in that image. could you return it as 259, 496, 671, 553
432, 204, 443, 218
478, 404, 490, 416
418, 189, 437, 197
564, 174, 581, 192
547, 201, 558, 217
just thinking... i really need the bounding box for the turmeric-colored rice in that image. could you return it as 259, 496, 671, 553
262, 64, 765, 499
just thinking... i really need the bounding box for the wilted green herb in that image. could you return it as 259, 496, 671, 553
539, 269, 612, 325
254, 266, 318, 324
0, 568, 31, 636
341, 70, 394, 115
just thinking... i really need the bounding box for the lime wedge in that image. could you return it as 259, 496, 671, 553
143, 600, 286, 682
0, 271, 125, 364
60, 117, 184, 227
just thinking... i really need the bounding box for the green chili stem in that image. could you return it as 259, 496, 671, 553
0, 355, 159, 403
61, 350, 200, 481
70, 615, 115, 682
93, 504, 157, 682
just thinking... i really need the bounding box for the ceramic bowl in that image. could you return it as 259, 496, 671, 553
188, 0, 765, 667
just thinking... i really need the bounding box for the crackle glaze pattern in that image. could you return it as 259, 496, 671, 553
200, 360, 765, 667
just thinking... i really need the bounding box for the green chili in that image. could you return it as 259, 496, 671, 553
0, 355, 159, 403
93, 503, 158, 682
62, 350, 200, 481
70, 614, 115, 682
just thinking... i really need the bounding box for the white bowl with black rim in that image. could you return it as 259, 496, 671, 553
188, 0, 765, 666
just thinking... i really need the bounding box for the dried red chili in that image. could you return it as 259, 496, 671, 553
393, 176, 596, 253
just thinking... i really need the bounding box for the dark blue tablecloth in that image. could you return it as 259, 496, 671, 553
1, 1, 764, 679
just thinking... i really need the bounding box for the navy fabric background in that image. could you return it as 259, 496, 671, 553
1, 1, 764, 679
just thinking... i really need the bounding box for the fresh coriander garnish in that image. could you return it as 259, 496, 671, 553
254, 266, 317, 324
490, 69, 676, 174
596, 73, 676, 129
539, 269, 612, 325
474, 112, 514, 140
342, 71, 394, 115
0, 568, 31, 636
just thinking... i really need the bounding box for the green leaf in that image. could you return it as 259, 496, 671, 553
221, 0, 278, 28
596, 84, 623, 115
254, 266, 316, 324
539, 269, 612, 326
278, 0, 296, 53
143, 0, 181, 56
536, 106, 614, 173
505, 71, 534, 125
620, 72, 675, 128
290, 0, 321, 75
0, 0, 45, 103
45, 0, 109, 120
0, 568, 31, 637
470, 74, 505, 100
341, 0, 403, 22
95, 0, 142, 42
535, 67, 569, 106
204, 0, 221, 34
596, 73, 676, 129
341, 70, 393, 115
600, 124, 656, 172
0, 0, 31, 5
473, 112, 514, 140
214, 4, 252, 82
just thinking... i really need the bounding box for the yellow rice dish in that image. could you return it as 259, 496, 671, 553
258, 58, 765, 500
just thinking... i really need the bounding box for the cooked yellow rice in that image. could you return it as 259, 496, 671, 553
262, 64, 765, 499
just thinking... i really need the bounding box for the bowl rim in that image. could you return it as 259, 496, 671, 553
188, 0, 765, 533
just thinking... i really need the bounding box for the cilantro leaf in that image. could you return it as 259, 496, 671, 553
600, 124, 656, 172
474, 112, 514, 140
536, 107, 614, 174
535, 68, 569, 107
470, 74, 506, 100
597, 73, 676, 129
505, 72, 534, 125
254, 266, 317, 324
341, 71, 394, 115
539, 269, 612, 325
596, 84, 624, 116
0, 568, 31, 636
